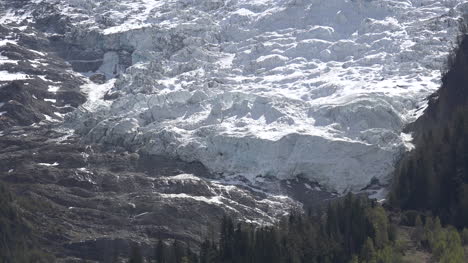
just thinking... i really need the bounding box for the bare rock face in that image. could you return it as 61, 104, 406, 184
90, 73, 106, 84
0, 125, 300, 261
0, 4, 307, 261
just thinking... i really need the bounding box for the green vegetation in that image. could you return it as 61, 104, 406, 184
0, 182, 54, 263
129, 194, 464, 263
126, 239, 198, 263
389, 107, 468, 228
389, 33, 468, 229
208, 194, 401, 263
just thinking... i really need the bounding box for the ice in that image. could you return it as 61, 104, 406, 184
0, 8, 32, 24
36, 0, 468, 193
80, 79, 116, 111
98, 52, 124, 79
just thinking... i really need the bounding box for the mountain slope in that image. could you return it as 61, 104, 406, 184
0, 2, 301, 261
390, 31, 468, 228
1, 1, 464, 194
49, 0, 467, 193
1, 0, 468, 261
0, 182, 55, 263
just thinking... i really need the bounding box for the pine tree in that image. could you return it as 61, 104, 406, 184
348, 255, 359, 263
367, 206, 389, 249
220, 215, 234, 262
155, 239, 165, 263
128, 245, 143, 263
172, 240, 185, 263
439, 229, 465, 263
360, 238, 376, 263
199, 240, 217, 263
412, 216, 424, 246
462, 228, 468, 245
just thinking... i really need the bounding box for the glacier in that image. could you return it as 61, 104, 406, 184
24, 0, 467, 193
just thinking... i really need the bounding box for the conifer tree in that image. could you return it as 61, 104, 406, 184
128, 245, 143, 263
360, 238, 376, 263
155, 239, 166, 263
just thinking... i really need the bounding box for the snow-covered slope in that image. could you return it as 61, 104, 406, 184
30, 0, 466, 193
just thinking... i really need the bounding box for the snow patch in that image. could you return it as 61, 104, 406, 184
165, 173, 202, 181
0, 39, 17, 46
37, 162, 59, 167
0, 54, 18, 65
401, 132, 415, 151
48, 86, 60, 93
158, 193, 224, 205
0, 71, 30, 81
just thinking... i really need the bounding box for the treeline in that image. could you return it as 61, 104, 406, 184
127, 239, 198, 263
129, 194, 402, 263
389, 32, 468, 228
129, 193, 466, 263
201, 194, 399, 263
0, 182, 54, 263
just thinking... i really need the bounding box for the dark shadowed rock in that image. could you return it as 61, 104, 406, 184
89, 73, 106, 84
